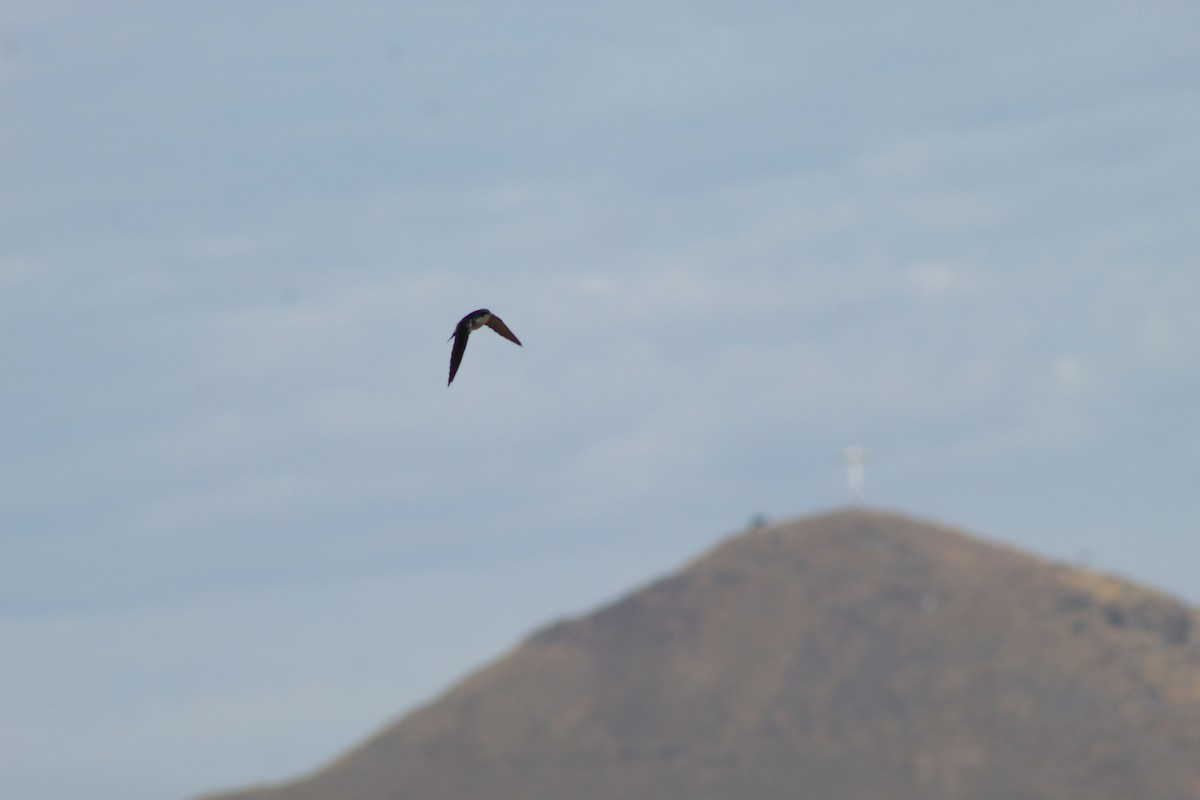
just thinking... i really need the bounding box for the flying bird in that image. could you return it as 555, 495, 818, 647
446, 308, 522, 385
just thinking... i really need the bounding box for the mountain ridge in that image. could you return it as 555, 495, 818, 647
199, 508, 1200, 800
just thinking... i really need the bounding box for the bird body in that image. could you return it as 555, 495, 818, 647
447, 308, 522, 385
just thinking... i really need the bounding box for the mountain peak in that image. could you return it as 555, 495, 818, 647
203, 508, 1200, 800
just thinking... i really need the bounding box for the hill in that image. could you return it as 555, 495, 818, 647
199, 508, 1200, 800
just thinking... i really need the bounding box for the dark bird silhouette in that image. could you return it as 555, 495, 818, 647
447, 309, 522, 385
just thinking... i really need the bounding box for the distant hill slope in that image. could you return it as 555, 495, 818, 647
200, 509, 1200, 800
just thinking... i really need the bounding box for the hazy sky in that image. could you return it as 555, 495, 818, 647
3, 2, 1198, 799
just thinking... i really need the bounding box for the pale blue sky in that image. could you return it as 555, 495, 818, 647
2, 3, 1198, 799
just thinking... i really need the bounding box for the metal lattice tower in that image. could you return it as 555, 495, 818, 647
840, 446, 873, 504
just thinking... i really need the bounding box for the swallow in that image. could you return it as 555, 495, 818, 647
447, 309, 522, 385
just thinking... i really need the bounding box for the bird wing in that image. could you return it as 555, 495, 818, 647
447, 324, 471, 385
485, 314, 522, 346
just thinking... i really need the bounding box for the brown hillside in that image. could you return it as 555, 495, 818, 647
200, 509, 1200, 800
